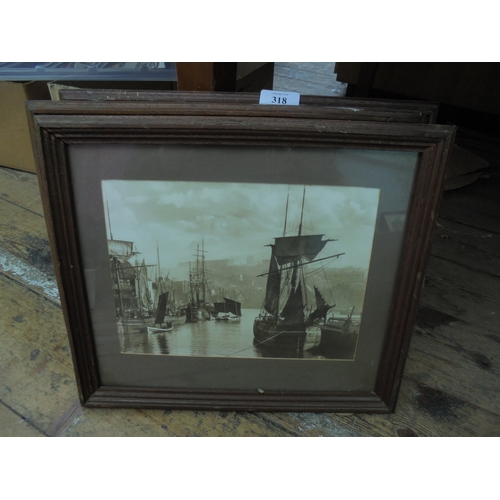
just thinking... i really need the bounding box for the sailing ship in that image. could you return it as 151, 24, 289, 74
213, 297, 242, 321
253, 188, 344, 351
106, 199, 156, 333
147, 290, 174, 334
153, 244, 187, 326
109, 239, 156, 334
186, 241, 212, 322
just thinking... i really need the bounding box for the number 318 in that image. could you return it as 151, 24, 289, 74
272, 96, 287, 104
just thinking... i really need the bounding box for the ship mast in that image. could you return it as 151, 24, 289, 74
283, 192, 289, 237
298, 187, 306, 303
202, 239, 206, 304
113, 257, 125, 321
298, 186, 306, 238
106, 199, 114, 241
290, 187, 306, 290
133, 244, 143, 315
189, 261, 194, 305
196, 244, 200, 306
154, 241, 161, 306
156, 241, 161, 280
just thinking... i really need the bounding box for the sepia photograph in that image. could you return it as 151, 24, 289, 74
26, 100, 456, 409
103, 180, 380, 360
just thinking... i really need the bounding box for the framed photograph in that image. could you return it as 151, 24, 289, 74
56, 89, 439, 124
28, 100, 455, 412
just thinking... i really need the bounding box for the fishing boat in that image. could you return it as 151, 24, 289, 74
253, 188, 344, 352
213, 297, 242, 321
317, 306, 359, 359
148, 288, 174, 333
147, 324, 173, 334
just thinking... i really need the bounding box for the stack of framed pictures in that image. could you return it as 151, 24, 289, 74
27, 92, 455, 412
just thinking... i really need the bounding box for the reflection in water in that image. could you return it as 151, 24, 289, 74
119, 308, 359, 360
147, 329, 170, 355
252, 339, 315, 359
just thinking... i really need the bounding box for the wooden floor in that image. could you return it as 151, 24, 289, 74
1, 63, 499, 436
273, 62, 347, 96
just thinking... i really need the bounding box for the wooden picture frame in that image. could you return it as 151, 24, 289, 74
56, 89, 439, 124
27, 99, 455, 412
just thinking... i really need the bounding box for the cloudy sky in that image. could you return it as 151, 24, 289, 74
102, 180, 380, 278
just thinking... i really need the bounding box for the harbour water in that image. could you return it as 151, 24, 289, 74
119, 308, 359, 360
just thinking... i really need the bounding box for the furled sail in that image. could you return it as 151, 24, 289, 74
273, 235, 329, 266
263, 246, 280, 316
138, 259, 152, 310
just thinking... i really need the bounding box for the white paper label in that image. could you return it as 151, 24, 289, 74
259, 89, 300, 106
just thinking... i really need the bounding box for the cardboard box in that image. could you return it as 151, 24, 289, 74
0, 81, 51, 173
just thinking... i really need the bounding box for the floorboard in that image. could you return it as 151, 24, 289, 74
273, 62, 347, 96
